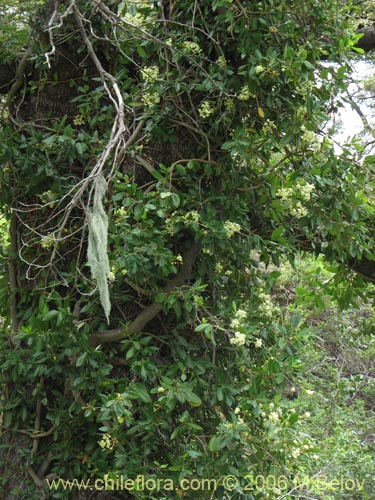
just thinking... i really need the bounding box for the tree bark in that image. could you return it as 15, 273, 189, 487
0, 63, 15, 93
356, 26, 375, 52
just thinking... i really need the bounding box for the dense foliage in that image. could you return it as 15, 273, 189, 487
0, 1, 374, 499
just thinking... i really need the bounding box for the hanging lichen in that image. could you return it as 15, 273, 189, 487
87, 174, 111, 322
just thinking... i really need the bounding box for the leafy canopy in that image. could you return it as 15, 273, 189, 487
0, 1, 374, 499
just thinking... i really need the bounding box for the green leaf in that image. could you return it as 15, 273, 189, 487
75, 142, 87, 155
186, 392, 202, 407
271, 226, 285, 243
208, 435, 228, 452
127, 383, 152, 403
42, 309, 59, 321
76, 352, 87, 367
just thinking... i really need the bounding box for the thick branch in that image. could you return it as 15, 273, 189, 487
8, 210, 19, 333
349, 257, 375, 282
89, 241, 201, 346
0, 63, 15, 94
7, 48, 32, 105
356, 26, 375, 52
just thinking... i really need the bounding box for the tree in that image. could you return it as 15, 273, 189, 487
0, 1, 374, 499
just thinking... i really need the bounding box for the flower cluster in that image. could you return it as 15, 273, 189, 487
261, 403, 283, 426
223, 220, 241, 237
123, 11, 146, 27
230, 331, 247, 346
290, 202, 308, 218
238, 86, 254, 101
73, 114, 85, 126
277, 180, 315, 219
215, 262, 224, 273
141, 65, 159, 83
301, 126, 321, 152
40, 233, 57, 249
198, 101, 214, 118
230, 318, 241, 329
224, 97, 235, 111
142, 91, 160, 108
183, 211, 200, 223
255, 64, 266, 74
235, 309, 247, 320
165, 210, 200, 235
141, 65, 160, 109
277, 186, 293, 201
98, 433, 116, 450
258, 291, 276, 318
299, 182, 315, 201
269, 410, 281, 424
297, 79, 315, 97
107, 271, 116, 282
182, 41, 202, 55
217, 55, 226, 67
165, 216, 176, 235
114, 206, 126, 221
174, 254, 183, 264
262, 119, 276, 134
229, 308, 248, 345
296, 106, 307, 120
254, 338, 263, 348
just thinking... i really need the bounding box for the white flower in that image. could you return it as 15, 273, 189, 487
107, 271, 116, 282
98, 433, 114, 450
254, 338, 263, 348
230, 318, 241, 329
40, 233, 57, 249
230, 331, 246, 346
141, 65, 159, 83
142, 91, 160, 108
235, 309, 247, 320
269, 411, 279, 423
215, 262, 223, 273
290, 201, 308, 218
183, 211, 200, 223
198, 101, 214, 118
299, 182, 315, 201
255, 65, 265, 74
217, 55, 226, 67
277, 186, 293, 201
223, 221, 241, 237
238, 86, 253, 101
182, 41, 202, 55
